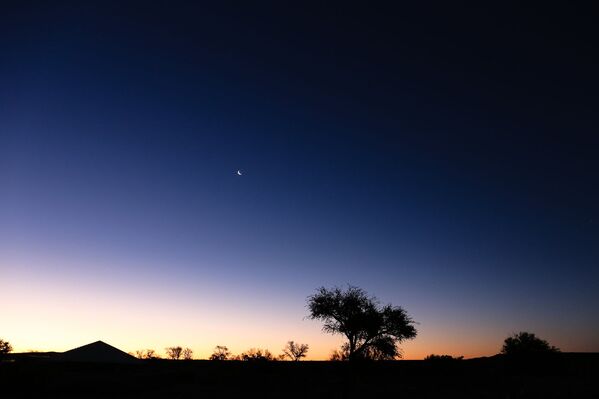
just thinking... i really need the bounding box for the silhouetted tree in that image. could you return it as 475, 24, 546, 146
239, 348, 274, 361
307, 285, 417, 361
501, 332, 560, 356
0, 339, 13, 359
182, 347, 193, 360
209, 345, 231, 361
134, 350, 146, 359
282, 341, 309, 361
501, 332, 563, 375
165, 346, 183, 360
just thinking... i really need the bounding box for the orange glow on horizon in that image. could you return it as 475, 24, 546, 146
3, 257, 591, 361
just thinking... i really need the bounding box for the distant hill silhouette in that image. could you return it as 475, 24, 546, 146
59, 341, 138, 364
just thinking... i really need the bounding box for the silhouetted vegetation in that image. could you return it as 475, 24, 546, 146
307, 285, 417, 360
165, 346, 183, 360
0, 339, 12, 359
500, 332, 564, 376
424, 354, 464, 361
501, 332, 560, 356
209, 345, 231, 361
238, 348, 275, 361
132, 349, 160, 359
328, 349, 348, 361
182, 347, 193, 360
132, 349, 159, 360
282, 341, 309, 361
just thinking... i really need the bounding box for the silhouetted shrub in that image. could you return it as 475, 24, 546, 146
239, 348, 275, 361
131, 349, 161, 360
282, 341, 309, 361
307, 285, 417, 360
165, 346, 183, 360
209, 346, 231, 361
0, 339, 12, 359
329, 349, 348, 361
182, 348, 193, 360
501, 332, 563, 375
501, 332, 560, 356
424, 354, 464, 361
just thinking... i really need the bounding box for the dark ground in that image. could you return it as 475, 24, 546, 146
1, 354, 598, 398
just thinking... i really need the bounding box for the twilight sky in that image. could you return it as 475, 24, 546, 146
1, 3, 598, 359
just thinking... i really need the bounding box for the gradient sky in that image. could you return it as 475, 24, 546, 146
1, 3, 598, 359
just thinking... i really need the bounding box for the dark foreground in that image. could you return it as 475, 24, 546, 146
2, 354, 598, 398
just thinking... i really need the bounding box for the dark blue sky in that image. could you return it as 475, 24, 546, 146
1, 2, 598, 356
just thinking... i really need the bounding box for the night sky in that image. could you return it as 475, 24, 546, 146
1, 2, 598, 359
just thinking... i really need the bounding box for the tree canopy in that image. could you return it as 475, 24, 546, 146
0, 339, 12, 358
182, 347, 194, 360
282, 341, 309, 361
501, 332, 560, 356
165, 346, 183, 360
307, 285, 417, 360
209, 346, 231, 361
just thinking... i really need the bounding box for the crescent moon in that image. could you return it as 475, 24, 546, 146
236, 170, 243, 176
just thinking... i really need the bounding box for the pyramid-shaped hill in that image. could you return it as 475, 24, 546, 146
60, 341, 139, 364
